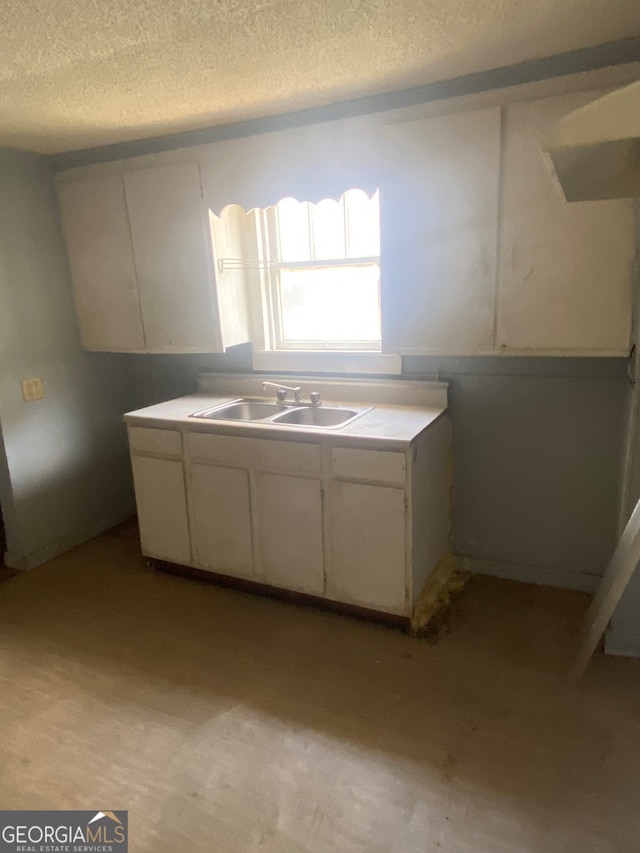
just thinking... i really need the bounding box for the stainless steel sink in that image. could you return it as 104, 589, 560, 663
271, 406, 368, 428
191, 400, 288, 421
190, 398, 372, 429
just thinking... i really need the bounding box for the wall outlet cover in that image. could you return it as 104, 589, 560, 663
22, 377, 45, 402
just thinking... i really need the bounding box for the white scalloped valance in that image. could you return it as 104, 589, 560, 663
214, 187, 380, 223
199, 115, 381, 215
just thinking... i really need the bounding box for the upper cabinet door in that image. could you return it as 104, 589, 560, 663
380, 107, 501, 355
124, 161, 222, 352
497, 95, 635, 354
57, 175, 145, 351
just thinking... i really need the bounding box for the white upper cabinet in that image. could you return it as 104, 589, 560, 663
57, 160, 250, 353
497, 94, 635, 354
57, 85, 637, 358
208, 205, 252, 350
57, 175, 145, 351
379, 107, 501, 355
123, 161, 222, 352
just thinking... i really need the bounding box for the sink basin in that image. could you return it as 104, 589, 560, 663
271, 406, 369, 428
190, 398, 372, 429
192, 400, 287, 421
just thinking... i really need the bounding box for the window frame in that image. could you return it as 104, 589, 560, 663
259, 194, 382, 353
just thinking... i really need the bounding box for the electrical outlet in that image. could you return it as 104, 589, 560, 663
22, 377, 45, 402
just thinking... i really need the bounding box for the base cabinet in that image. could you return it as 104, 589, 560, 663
128, 420, 450, 618
254, 473, 324, 595
190, 463, 253, 578
328, 481, 406, 613
131, 455, 191, 564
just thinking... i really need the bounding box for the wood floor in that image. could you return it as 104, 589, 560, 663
1, 521, 639, 852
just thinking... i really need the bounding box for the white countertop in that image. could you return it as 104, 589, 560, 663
124, 393, 448, 449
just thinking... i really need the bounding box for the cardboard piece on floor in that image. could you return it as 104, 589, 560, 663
571, 495, 640, 683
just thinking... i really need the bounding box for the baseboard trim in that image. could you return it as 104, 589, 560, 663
4, 504, 136, 571
459, 556, 600, 593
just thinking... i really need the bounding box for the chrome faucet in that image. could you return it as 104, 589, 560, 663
262, 381, 302, 403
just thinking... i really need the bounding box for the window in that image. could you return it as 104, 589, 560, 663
211, 188, 400, 374
261, 190, 381, 351
213, 189, 382, 352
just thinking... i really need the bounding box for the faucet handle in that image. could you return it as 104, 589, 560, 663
262, 380, 302, 402
310, 391, 321, 405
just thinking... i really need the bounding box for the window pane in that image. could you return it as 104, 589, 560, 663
346, 189, 380, 257
311, 198, 345, 260
276, 198, 310, 262
279, 265, 380, 343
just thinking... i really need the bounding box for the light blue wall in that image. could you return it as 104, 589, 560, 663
0, 148, 135, 569
405, 357, 627, 591
125, 346, 253, 408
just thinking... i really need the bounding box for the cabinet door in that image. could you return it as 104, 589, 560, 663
190, 463, 253, 578
380, 107, 501, 355
131, 455, 190, 564
254, 473, 324, 595
124, 161, 222, 352
497, 94, 635, 353
329, 482, 406, 614
57, 175, 145, 351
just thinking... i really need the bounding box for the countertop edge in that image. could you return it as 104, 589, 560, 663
123, 394, 448, 448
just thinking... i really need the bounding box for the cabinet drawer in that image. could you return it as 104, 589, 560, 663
331, 447, 406, 485
128, 426, 183, 458
188, 432, 320, 474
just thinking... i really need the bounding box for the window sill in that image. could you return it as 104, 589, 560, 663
252, 350, 402, 376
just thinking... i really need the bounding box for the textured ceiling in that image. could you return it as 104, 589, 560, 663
0, 0, 638, 154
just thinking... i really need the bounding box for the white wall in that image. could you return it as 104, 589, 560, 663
0, 148, 135, 569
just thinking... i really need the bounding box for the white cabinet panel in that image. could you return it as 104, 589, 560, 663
128, 427, 182, 458
380, 107, 501, 355
124, 161, 221, 352
331, 447, 406, 484
328, 481, 406, 613
199, 116, 380, 214
57, 175, 145, 351
190, 464, 253, 577
497, 94, 635, 353
131, 455, 190, 564
189, 432, 320, 473
254, 473, 324, 595
208, 206, 251, 349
